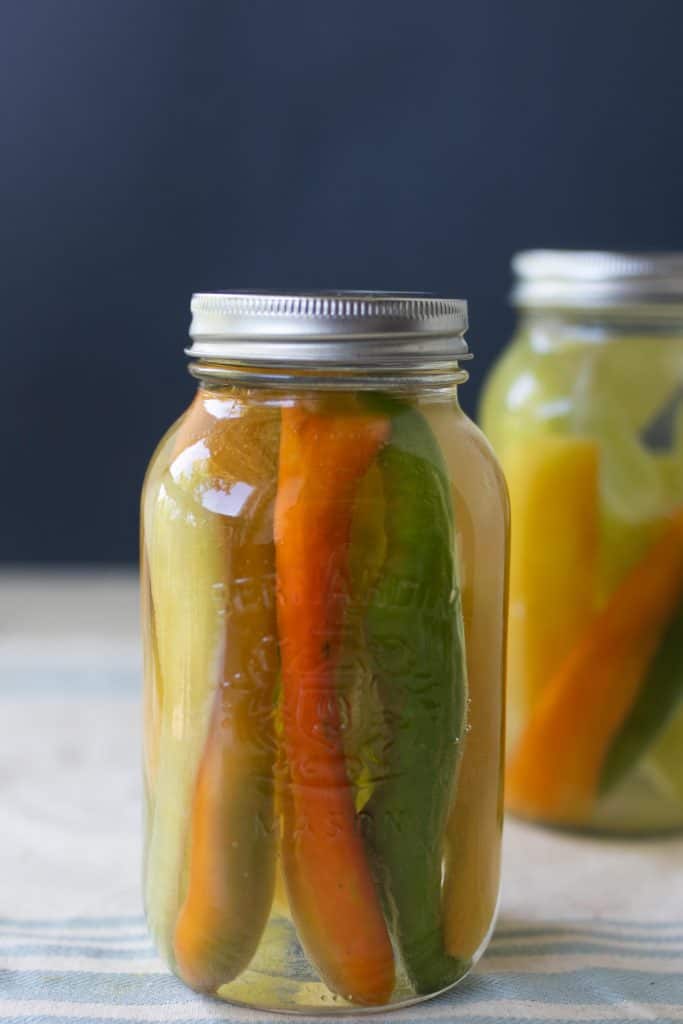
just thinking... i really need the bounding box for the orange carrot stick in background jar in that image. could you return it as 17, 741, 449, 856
506, 506, 683, 824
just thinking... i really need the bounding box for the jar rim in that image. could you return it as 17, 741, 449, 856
186, 291, 470, 368
512, 250, 683, 310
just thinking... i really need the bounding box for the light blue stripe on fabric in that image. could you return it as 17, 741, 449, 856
0, 970, 191, 1005
0, 1016, 261, 1024
0, 945, 156, 958
2, 914, 682, 932
0, 1018, 258, 1024
494, 926, 683, 943
0, 918, 145, 929
529, 917, 683, 930
2, 969, 683, 1007
487, 940, 683, 958
5, 1017, 682, 1024
459, 970, 683, 1005
2, 664, 139, 698
3, 939, 682, 959
464, 968, 679, 1012
0, 933, 150, 943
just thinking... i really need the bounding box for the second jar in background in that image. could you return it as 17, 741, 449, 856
482, 251, 683, 834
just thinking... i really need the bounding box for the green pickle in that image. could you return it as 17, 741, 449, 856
601, 598, 683, 795
361, 395, 467, 993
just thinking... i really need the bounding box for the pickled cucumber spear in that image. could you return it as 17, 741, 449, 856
363, 395, 467, 993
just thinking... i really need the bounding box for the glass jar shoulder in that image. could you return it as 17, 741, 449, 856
419, 396, 509, 540
141, 387, 282, 527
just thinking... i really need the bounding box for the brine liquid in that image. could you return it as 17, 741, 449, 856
141, 384, 506, 1011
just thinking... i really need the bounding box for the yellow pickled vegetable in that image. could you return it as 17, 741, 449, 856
143, 419, 225, 961
144, 391, 281, 968
141, 427, 178, 798
505, 436, 599, 739
443, 461, 505, 961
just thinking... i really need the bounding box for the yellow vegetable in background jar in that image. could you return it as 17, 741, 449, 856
481, 251, 683, 833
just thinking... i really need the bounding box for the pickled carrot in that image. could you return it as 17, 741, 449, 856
173, 393, 281, 991
506, 506, 683, 824
275, 402, 395, 1006
173, 497, 279, 991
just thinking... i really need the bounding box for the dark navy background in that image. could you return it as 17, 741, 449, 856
3, 0, 683, 562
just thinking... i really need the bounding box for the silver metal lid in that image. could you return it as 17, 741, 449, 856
187, 291, 469, 368
512, 250, 683, 309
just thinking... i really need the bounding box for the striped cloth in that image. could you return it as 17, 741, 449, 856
1, 575, 682, 1023
1, 915, 683, 1023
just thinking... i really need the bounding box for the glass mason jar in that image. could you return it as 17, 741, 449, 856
141, 292, 508, 1012
481, 251, 683, 835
